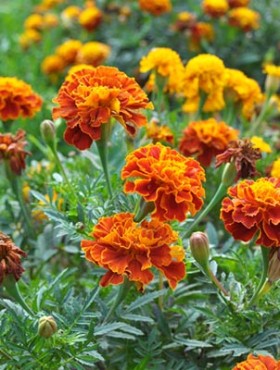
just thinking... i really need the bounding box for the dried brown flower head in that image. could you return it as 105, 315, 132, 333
215, 138, 262, 181
0, 232, 27, 284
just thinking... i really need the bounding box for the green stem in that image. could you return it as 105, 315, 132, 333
248, 246, 270, 306
194, 91, 207, 120
3, 276, 34, 316
205, 268, 229, 297
133, 198, 155, 223
103, 278, 131, 323
183, 182, 227, 239
247, 92, 272, 136
96, 123, 113, 198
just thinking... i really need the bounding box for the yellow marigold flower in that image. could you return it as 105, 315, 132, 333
202, 0, 229, 18
228, 0, 250, 8
146, 118, 174, 144
224, 68, 263, 119
0, 77, 42, 121
34, 0, 64, 12
182, 54, 226, 113
264, 64, 280, 93
24, 13, 44, 31
228, 7, 260, 32
139, 48, 185, 94
61, 5, 81, 27
179, 118, 239, 167
78, 6, 102, 32
65, 64, 95, 81
250, 136, 272, 153
138, 0, 172, 16
55, 39, 82, 65
41, 55, 65, 75
172, 11, 197, 32
75, 42, 111, 67
189, 22, 215, 51
43, 13, 59, 28
19, 29, 41, 49
271, 158, 280, 178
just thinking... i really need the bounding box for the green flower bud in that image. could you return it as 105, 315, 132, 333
40, 120, 56, 149
268, 248, 280, 283
189, 232, 210, 270
38, 316, 57, 338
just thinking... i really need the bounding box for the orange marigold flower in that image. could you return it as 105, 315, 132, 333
121, 143, 205, 222
232, 353, 280, 370
78, 6, 102, 32
202, 0, 229, 18
19, 29, 41, 50
81, 213, 186, 291
224, 68, 263, 119
228, 7, 260, 32
220, 177, 280, 247
216, 138, 262, 181
55, 39, 82, 65
139, 47, 185, 94
41, 55, 66, 75
138, 0, 172, 16
0, 130, 31, 175
146, 118, 174, 144
52, 66, 153, 150
228, 0, 250, 8
189, 22, 215, 52
271, 158, 280, 178
182, 54, 226, 113
172, 11, 197, 32
0, 232, 27, 284
65, 64, 95, 81
0, 77, 42, 121
179, 118, 239, 167
75, 42, 111, 67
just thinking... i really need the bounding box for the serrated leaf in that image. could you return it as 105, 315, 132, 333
121, 313, 154, 323
174, 337, 213, 348
125, 290, 166, 313
94, 322, 126, 336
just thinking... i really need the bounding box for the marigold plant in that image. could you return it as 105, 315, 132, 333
81, 213, 186, 291
52, 66, 153, 150
179, 118, 239, 167
0, 77, 42, 121
220, 177, 280, 247
121, 143, 205, 222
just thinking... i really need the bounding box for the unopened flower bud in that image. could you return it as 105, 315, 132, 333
265, 75, 280, 94
189, 232, 210, 269
40, 120, 56, 149
38, 316, 57, 338
268, 248, 280, 282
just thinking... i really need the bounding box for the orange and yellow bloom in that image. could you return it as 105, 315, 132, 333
271, 158, 280, 178
202, 0, 229, 18
138, 0, 172, 16
52, 66, 153, 150
121, 143, 205, 222
179, 118, 239, 167
81, 213, 186, 291
76, 42, 111, 67
228, 7, 260, 32
232, 353, 280, 370
220, 177, 280, 247
0, 77, 42, 121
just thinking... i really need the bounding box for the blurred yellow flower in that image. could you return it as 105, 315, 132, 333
55, 39, 82, 65
76, 42, 111, 67
271, 158, 280, 178
43, 13, 59, 28
228, 0, 250, 7
250, 136, 272, 153
78, 6, 102, 32
146, 118, 174, 144
139, 48, 184, 93
182, 54, 226, 112
138, 0, 172, 16
61, 5, 81, 27
41, 55, 65, 75
19, 29, 41, 49
189, 22, 215, 51
24, 13, 44, 30
202, 0, 229, 18
228, 7, 260, 32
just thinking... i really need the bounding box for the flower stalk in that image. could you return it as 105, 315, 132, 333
103, 278, 131, 323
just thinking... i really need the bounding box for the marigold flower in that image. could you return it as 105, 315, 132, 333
264, 64, 280, 93
216, 138, 262, 181
65, 64, 95, 81
19, 29, 41, 50
121, 143, 205, 222
232, 353, 280, 370
43, 13, 59, 28
0, 232, 27, 284
271, 158, 280, 178
0, 77, 42, 121
224, 68, 263, 119
61, 5, 81, 27
75, 42, 111, 67
220, 177, 280, 247
228, 0, 250, 8
140, 48, 185, 94
182, 54, 226, 113
78, 6, 102, 32
81, 213, 186, 290
41, 55, 66, 76
24, 13, 44, 31
52, 66, 153, 150
179, 118, 239, 167
146, 118, 174, 144
251, 136, 272, 153
0, 130, 30, 175
138, 0, 172, 16
172, 11, 196, 32
189, 22, 215, 52
228, 7, 260, 32
202, 0, 229, 18
55, 39, 82, 65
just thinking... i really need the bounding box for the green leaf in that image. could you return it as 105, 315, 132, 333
125, 290, 166, 312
